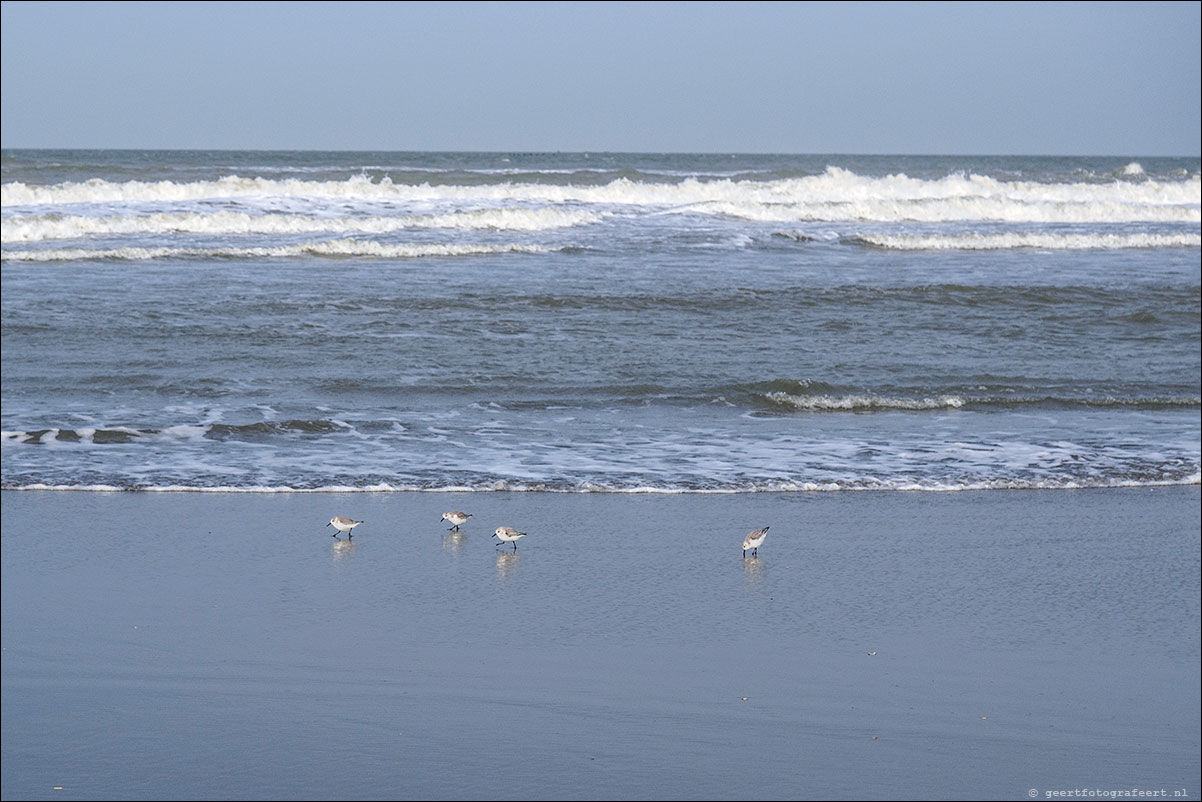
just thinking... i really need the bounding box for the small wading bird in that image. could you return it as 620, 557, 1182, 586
493, 527, 526, 550
742, 526, 769, 558
440, 511, 472, 531
328, 516, 363, 539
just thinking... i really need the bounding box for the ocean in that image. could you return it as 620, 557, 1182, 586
2, 150, 1199, 493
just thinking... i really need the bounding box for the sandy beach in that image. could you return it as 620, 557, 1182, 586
2, 486, 1198, 800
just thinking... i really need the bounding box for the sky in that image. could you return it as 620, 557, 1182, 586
1, 0, 1199, 155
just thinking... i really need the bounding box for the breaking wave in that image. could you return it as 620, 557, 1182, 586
1, 207, 603, 243
765, 392, 966, 411
1, 239, 559, 262
761, 389, 1201, 412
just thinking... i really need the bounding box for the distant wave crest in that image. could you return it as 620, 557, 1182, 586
4, 167, 1197, 225
846, 232, 1201, 250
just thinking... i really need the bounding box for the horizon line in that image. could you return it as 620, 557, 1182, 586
3, 147, 1199, 159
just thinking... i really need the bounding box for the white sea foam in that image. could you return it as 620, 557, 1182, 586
4, 167, 1197, 224
1, 207, 603, 243
765, 392, 966, 411
1, 240, 559, 262
849, 232, 1202, 250
157, 425, 211, 441
5, 475, 1198, 493
709, 197, 1200, 223
8, 483, 130, 492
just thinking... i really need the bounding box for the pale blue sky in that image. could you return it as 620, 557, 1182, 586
2, 0, 1198, 154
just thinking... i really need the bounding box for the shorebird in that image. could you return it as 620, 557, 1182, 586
742, 526, 769, 557
493, 526, 527, 551
328, 516, 363, 539
440, 511, 472, 531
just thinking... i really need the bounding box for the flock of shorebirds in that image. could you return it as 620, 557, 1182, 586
329, 513, 771, 556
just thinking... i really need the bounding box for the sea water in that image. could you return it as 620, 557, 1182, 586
2, 151, 1199, 492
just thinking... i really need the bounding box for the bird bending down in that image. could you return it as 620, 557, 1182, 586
440, 511, 472, 531
328, 516, 363, 538
493, 527, 526, 550
742, 526, 769, 557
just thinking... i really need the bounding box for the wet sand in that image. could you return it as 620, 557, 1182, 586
2, 487, 1199, 800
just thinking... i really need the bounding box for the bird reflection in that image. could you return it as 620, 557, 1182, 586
742, 554, 765, 583
442, 531, 466, 555
495, 550, 521, 578
332, 538, 357, 561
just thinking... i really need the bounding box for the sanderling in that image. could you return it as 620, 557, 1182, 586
328, 516, 363, 538
493, 526, 527, 550
440, 511, 472, 531
742, 526, 769, 557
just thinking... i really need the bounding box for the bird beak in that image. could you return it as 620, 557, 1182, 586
326, 522, 331, 526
